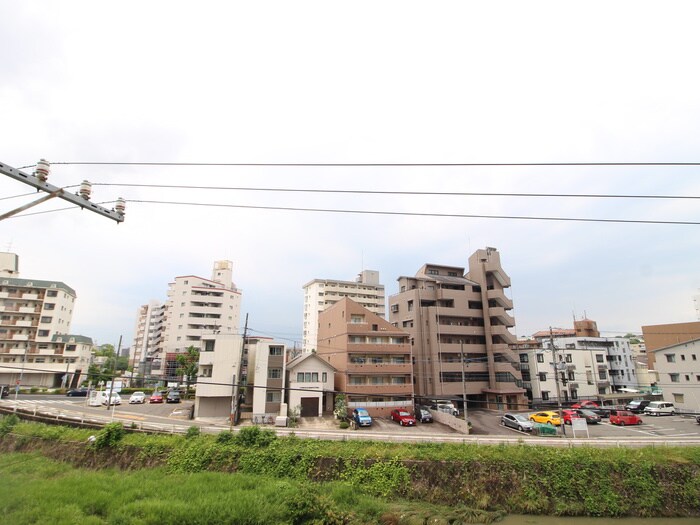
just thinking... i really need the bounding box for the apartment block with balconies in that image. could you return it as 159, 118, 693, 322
303, 270, 385, 352
0, 253, 93, 388
388, 247, 526, 410
161, 260, 242, 356
317, 297, 412, 418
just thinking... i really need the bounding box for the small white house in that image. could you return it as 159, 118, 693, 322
286, 353, 336, 417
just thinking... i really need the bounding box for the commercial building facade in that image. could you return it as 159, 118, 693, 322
388, 248, 525, 410
303, 270, 385, 352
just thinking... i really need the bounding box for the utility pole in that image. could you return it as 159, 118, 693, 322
0, 159, 125, 222
106, 336, 122, 418
460, 343, 469, 426
230, 314, 248, 428
549, 327, 566, 437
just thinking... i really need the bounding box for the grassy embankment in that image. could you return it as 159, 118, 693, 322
1, 414, 699, 523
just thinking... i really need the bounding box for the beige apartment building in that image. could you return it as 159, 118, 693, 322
317, 297, 412, 418
650, 338, 700, 411
0, 252, 93, 388
195, 333, 288, 422
156, 260, 242, 380
642, 321, 700, 370
388, 247, 526, 410
303, 270, 385, 352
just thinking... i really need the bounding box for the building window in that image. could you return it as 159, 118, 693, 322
390, 304, 399, 313
269, 346, 283, 356
565, 354, 572, 363
673, 393, 684, 404
40, 316, 52, 323
407, 300, 414, 312
596, 354, 604, 363
538, 372, 547, 382
38, 330, 49, 337
665, 354, 676, 363
542, 391, 550, 401
46, 290, 57, 297
536, 354, 544, 363
204, 340, 215, 352
427, 269, 439, 275
598, 370, 607, 380
684, 374, 690, 381
571, 390, 578, 400
693, 354, 697, 361
266, 391, 281, 403
322, 372, 327, 382
268, 368, 282, 379
519, 354, 529, 363
44, 303, 55, 310
350, 314, 365, 324
681, 355, 686, 361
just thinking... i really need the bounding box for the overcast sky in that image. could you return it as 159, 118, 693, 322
2, 1, 700, 349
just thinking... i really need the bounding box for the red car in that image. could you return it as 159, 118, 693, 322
149, 391, 164, 403
571, 400, 599, 409
609, 409, 643, 426
390, 409, 416, 426
562, 409, 581, 425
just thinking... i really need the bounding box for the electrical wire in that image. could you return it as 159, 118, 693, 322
128, 199, 700, 226
92, 182, 700, 201
44, 161, 700, 167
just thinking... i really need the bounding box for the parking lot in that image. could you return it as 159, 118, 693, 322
470, 409, 700, 440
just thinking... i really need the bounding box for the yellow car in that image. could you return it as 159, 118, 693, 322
529, 411, 562, 426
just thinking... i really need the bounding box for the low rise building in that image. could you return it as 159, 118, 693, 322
286, 352, 336, 417
649, 338, 700, 411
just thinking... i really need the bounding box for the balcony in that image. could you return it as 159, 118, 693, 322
483, 261, 511, 287
435, 324, 485, 336
345, 383, 412, 395
489, 307, 515, 326
486, 289, 513, 309
347, 362, 411, 374
12, 334, 29, 341
22, 293, 39, 301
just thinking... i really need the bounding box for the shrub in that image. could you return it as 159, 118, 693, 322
215, 431, 235, 444
339, 421, 350, 430
93, 423, 125, 450
0, 413, 20, 437
234, 425, 277, 448
185, 426, 201, 439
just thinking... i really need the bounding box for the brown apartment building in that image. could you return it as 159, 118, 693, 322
317, 297, 413, 418
388, 247, 526, 410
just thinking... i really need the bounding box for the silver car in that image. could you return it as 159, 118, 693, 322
501, 413, 534, 432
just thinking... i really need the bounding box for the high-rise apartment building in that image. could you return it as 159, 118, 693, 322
130, 300, 165, 370
388, 247, 526, 410
303, 270, 385, 352
161, 260, 242, 355
0, 252, 93, 388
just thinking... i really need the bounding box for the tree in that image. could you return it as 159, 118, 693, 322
333, 394, 347, 420
176, 346, 200, 399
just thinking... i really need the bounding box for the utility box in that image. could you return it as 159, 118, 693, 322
275, 416, 288, 427
533, 423, 557, 436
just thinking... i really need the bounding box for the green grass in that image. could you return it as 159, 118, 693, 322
0, 452, 503, 525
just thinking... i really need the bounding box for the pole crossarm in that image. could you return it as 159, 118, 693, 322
0, 160, 124, 223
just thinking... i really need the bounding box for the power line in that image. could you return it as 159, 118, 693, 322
43, 161, 700, 167
128, 199, 700, 226
92, 182, 700, 201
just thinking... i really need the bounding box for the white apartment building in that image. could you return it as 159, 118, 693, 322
650, 338, 700, 411
302, 270, 385, 352
194, 333, 288, 421
161, 260, 242, 355
130, 300, 165, 369
519, 335, 639, 405
0, 253, 93, 388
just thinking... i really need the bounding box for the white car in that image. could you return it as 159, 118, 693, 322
129, 391, 146, 404
102, 392, 122, 406
643, 401, 675, 416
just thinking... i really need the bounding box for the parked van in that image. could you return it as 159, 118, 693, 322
643, 401, 675, 416
88, 390, 121, 407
